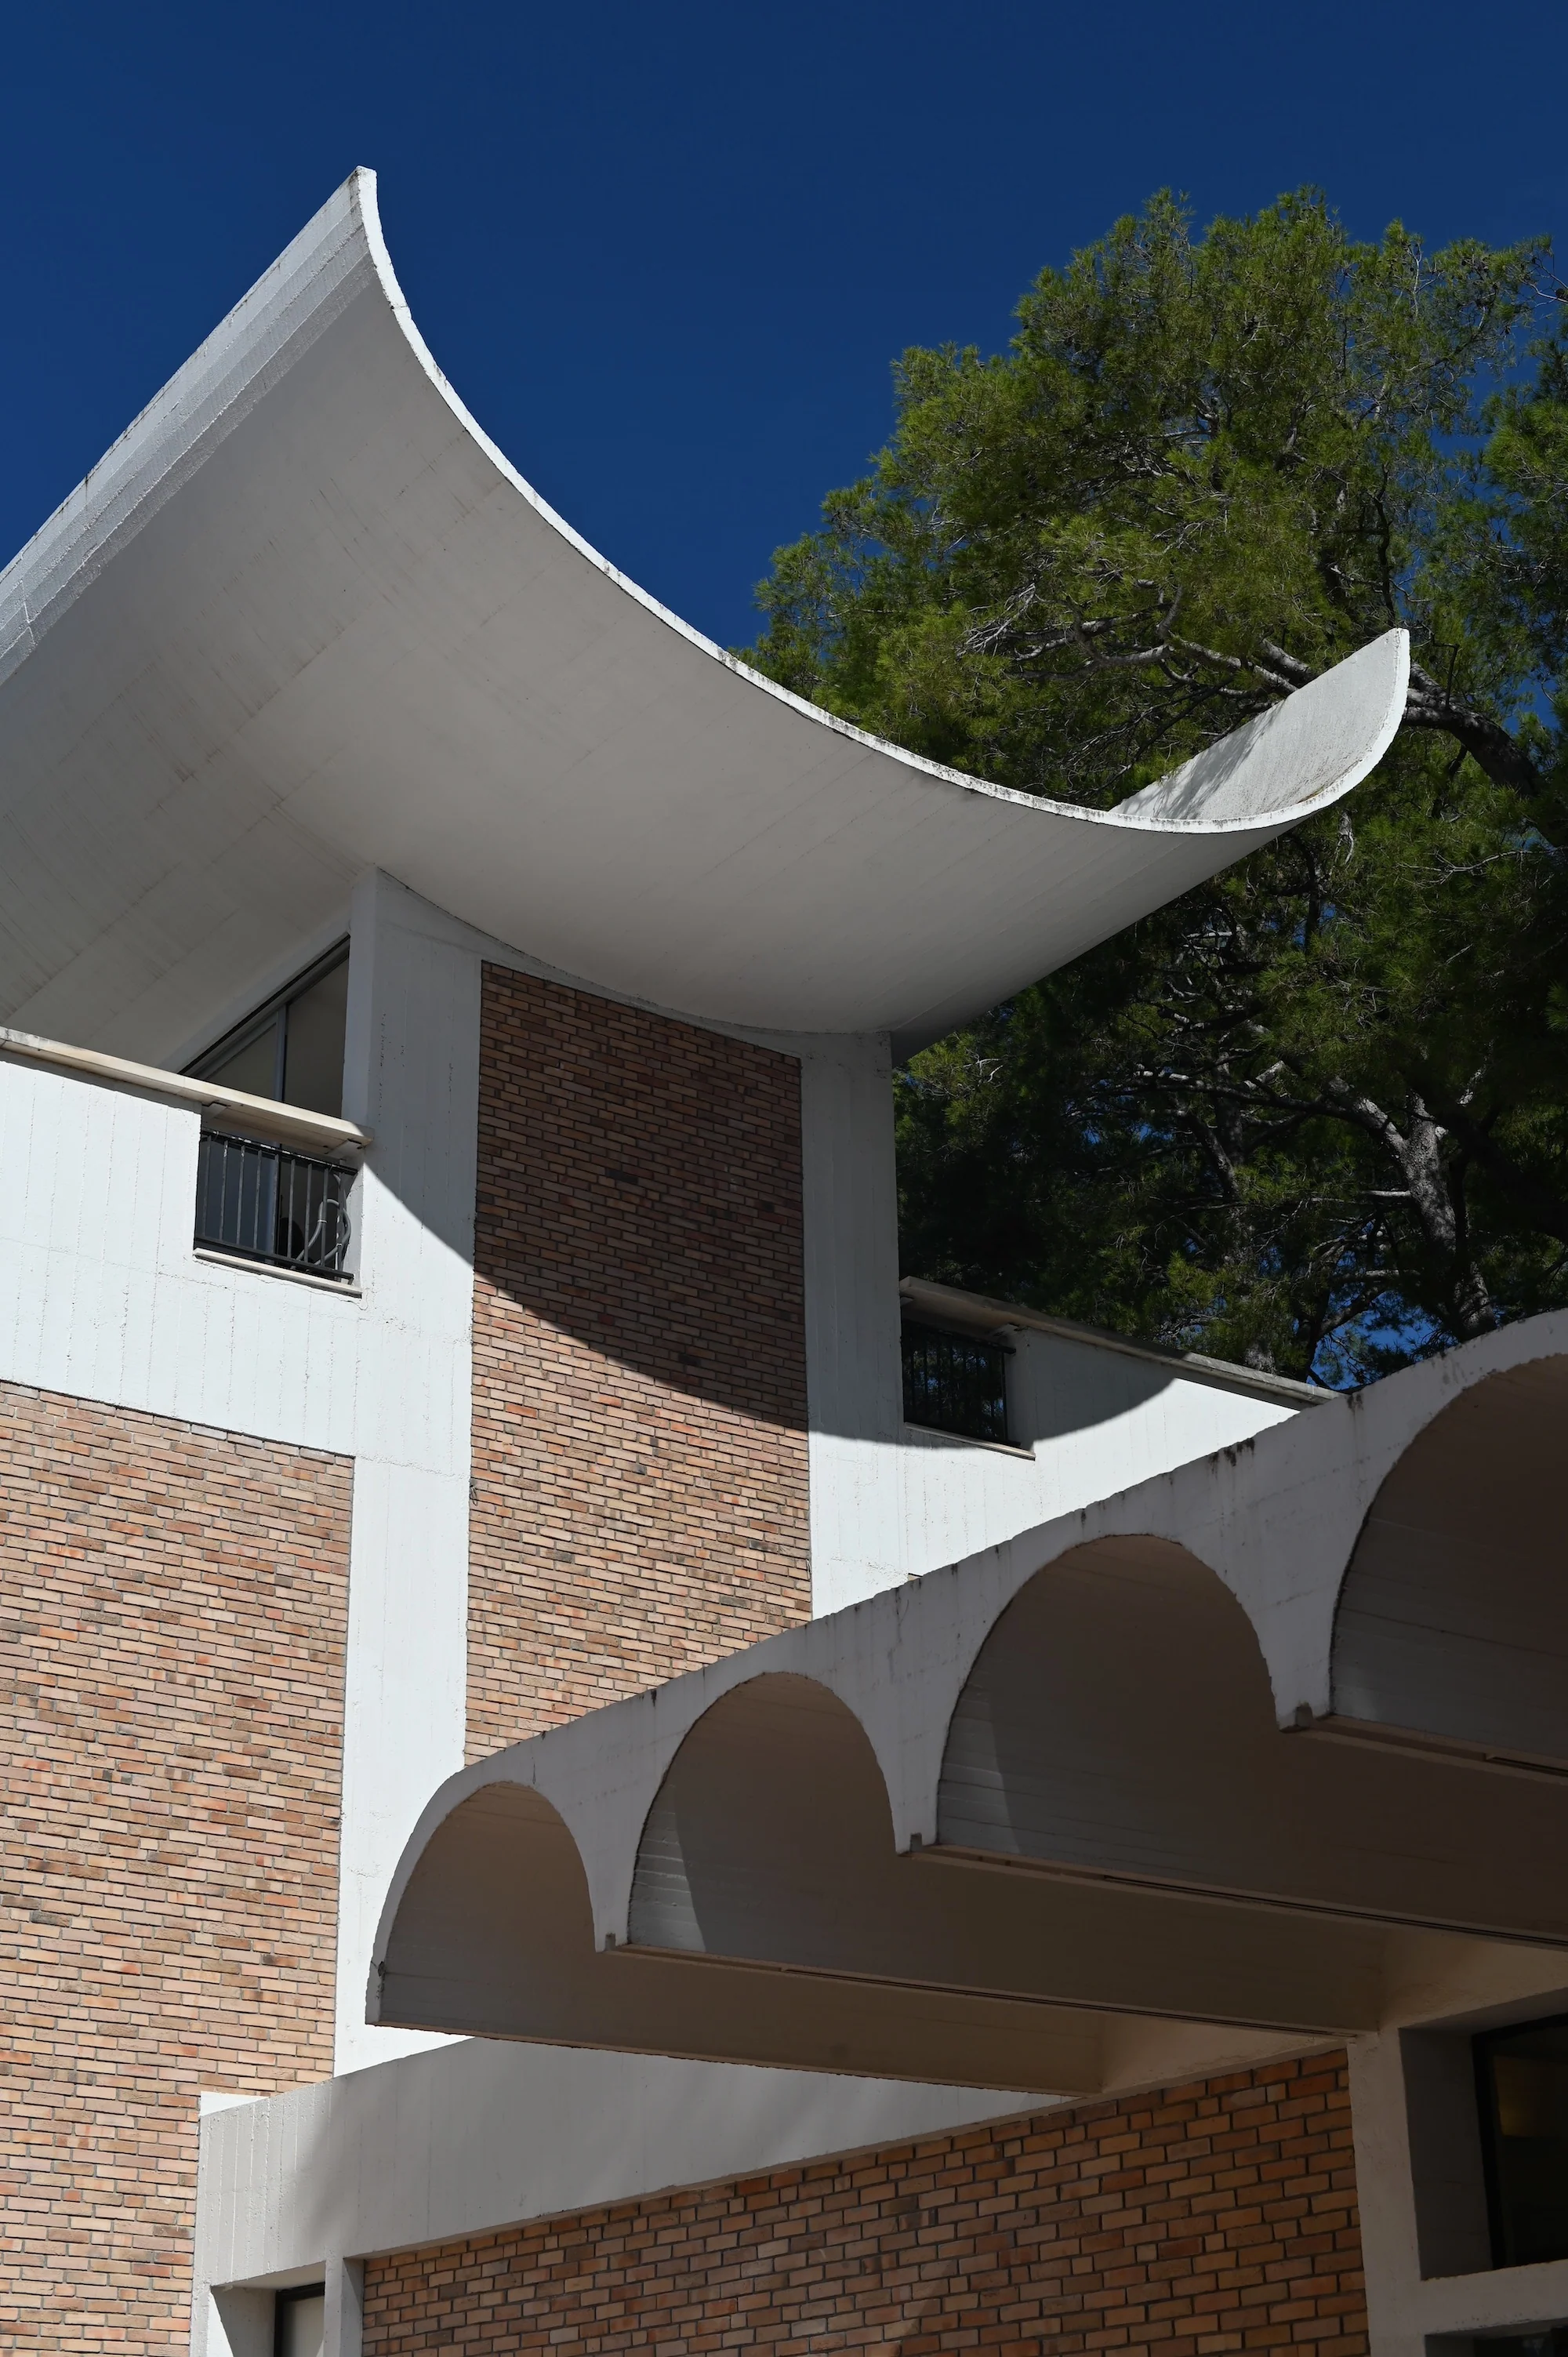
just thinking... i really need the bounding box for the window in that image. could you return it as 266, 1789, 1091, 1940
901, 1320, 1010, 1445
1477, 2015, 1568, 2268
187, 945, 350, 1117
274, 2285, 325, 2357
194, 1134, 354, 1278
186, 946, 356, 1280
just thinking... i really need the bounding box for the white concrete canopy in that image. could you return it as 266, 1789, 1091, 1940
0, 170, 1408, 1066
371, 1311, 1568, 2095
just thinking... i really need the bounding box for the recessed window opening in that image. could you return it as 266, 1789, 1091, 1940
901, 1320, 1011, 1445
193, 1134, 354, 1279
274, 2283, 326, 2357
1476, 2014, 1568, 2269
187, 943, 350, 1118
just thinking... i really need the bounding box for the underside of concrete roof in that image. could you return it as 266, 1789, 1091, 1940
370, 1311, 1568, 2097
0, 169, 1407, 1065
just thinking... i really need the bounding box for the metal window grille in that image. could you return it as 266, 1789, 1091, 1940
194, 1131, 353, 1279
901, 1320, 1009, 1445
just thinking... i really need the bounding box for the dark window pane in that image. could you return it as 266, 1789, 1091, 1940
281, 956, 349, 1116
901, 1322, 1009, 1445
1476, 2017, 1568, 2267
186, 944, 348, 1109
199, 1013, 282, 1100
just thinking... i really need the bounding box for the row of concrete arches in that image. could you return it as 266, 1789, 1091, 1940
370, 1317, 1568, 2096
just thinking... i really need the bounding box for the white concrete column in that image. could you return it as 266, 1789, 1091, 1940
797, 1035, 906, 1614
1347, 2033, 1425, 2357
332, 872, 481, 2068
324, 2258, 364, 2357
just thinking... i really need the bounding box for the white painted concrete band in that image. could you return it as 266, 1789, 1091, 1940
0, 1025, 369, 1153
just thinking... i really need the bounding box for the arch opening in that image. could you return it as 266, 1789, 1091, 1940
938, 1534, 1568, 1945
1330, 1355, 1568, 1771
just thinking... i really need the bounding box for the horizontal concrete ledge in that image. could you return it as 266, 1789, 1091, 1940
0, 1026, 371, 1154
190, 1249, 363, 1298
194, 2038, 1051, 2294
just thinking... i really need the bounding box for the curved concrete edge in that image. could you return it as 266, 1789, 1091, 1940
368, 1309, 1568, 2014
362, 173, 1410, 846
1, 165, 1406, 848
1115, 630, 1410, 833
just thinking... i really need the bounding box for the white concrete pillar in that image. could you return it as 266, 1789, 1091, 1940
797, 1035, 906, 1612
332, 870, 480, 2068
323, 2258, 364, 2357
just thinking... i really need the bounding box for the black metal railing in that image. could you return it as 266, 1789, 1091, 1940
194, 1131, 353, 1279
901, 1320, 1010, 1445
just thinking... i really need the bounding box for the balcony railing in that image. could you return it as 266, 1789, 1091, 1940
901, 1320, 1010, 1445
194, 1131, 353, 1279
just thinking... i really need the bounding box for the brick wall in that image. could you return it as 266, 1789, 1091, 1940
364, 2054, 1367, 2355
0, 1382, 350, 2354
468, 966, 811, 1755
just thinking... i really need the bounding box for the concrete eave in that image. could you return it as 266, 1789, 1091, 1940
0, 169, 1408, 1065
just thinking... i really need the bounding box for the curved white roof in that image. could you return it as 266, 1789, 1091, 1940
0, 170, 1409, 1059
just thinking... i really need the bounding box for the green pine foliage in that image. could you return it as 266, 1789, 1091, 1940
743, 191, 1568, 1381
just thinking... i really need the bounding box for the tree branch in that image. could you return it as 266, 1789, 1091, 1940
1431, 1098, 1568, 1249
1403, 665, 1541, 794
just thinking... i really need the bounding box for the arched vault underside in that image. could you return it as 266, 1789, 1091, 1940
0, 170, 1406, 1062
373, 1314, 1568, 2097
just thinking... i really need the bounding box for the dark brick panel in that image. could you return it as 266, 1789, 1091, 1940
468, 966, 811, 1754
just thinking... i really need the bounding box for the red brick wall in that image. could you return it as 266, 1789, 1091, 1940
468, 966, 811, 1755
0, 1382, 350, 2354
363, 2054, 1367, 2356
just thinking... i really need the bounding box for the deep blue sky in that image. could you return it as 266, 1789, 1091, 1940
4, 2, 1565, 652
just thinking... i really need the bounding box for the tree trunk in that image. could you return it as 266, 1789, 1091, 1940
1326, 1081, 1496, 1339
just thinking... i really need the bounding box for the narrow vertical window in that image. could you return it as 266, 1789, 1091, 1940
273, 2284, 325, 2357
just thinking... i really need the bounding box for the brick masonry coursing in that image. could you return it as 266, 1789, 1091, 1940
0, 1382, 350, 2354
467, 966, 812, 1756
361, 2052, 1367, 2355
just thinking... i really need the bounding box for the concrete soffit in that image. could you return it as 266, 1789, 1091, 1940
370, 1311, 1568, 2097
0, 168, 1408, 1062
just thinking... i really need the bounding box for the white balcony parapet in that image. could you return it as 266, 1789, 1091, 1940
0, 1025, 369, 1154
897, 1274, 1325, 1410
